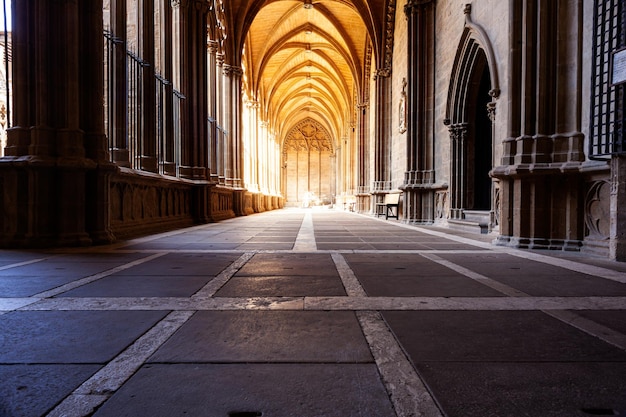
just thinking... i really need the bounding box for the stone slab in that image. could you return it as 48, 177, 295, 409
236, 253, 338, 277
148, 311, 372, 363
575, 310, 626, 334
57, 275, 215, 297
316, 243, 375, 250
114, 253, 241, 276
382, 311, 626, 362
93, 363, 396, 417
0, 262, 134, 278
415, 362, 626, 417
438, 253, 626, 296
0, 276, 81, 297
356, 273, 504, 297
0, 364, 101, 417
216, 275, 347, 297
0, 311, 167, 363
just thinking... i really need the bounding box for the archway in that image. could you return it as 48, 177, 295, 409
444, 11, 499, 230
282, 118, 335, 207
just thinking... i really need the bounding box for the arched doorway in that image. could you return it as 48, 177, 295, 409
444, 14, 500, 232
283, 118, 335, 207
466, 57, 493, 211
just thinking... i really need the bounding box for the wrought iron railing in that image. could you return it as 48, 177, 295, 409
104, 31, 183, 176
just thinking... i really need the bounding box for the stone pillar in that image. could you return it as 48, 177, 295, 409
610, 157, 626, 260
216, 53, 226, 185
172, 0, 209, 180
492, 0, 585, 250
0, 0, 113, 247
83, 0, 116, 244
223, 65, 244, 190
110, 0, 130, 167
138, 0, 157, 172
208, 40, 219, 182
401, 0, 436, 224
373, 68, 391, 189
159, 0, 176, 176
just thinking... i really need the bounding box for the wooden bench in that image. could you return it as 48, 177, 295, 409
376, 192, 400, 219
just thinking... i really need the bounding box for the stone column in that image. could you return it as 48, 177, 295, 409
208, 40, 219, 182
138, 0, 157, 172
159, 0, 176, 176
401, 0, 436, 224
216, 52, 226, 184
172, 0, 209, 180
0, 0, 109, 246
110, 0, 130, 167
373, 68, 391, 189
82, 0, 116, 244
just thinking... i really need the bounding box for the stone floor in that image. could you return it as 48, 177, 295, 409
1, 208, 626, 417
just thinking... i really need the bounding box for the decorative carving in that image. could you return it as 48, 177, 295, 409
384, 0, 397, 73
585, 180, 610, 239
399, 78, 407, 134
283, 118, 334, 153
223, 65, 243, 77
435, 191, 448, 219
487, 101, 496, 123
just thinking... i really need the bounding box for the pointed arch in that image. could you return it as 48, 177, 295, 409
444, 4, 500, 227
444, 5, 500, 126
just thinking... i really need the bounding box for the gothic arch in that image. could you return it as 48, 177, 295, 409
444, 4, 500, 126
444, 4, 500, 227
282, 118, 336, 206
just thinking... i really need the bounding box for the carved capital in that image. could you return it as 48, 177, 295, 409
374, 67, 391, 79
487, 102, 496, 123
404, 0, 434, 16
223, 65, 244, 77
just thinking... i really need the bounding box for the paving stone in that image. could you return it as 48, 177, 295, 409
215, 275, 347, 297
0, 261, 132, 278
438, 253, 626, 296
415, 362, 626, 417
383, 311, 626, 362
93, 363, 395, 417
0, 276, 82, 297
357, 273, 504, 297
0, 311, 168, 363
115, 252, 241, 276
316, 243, 375, 250
149, 311, 372, 363
0, 364, 101, 417
575, 310, 626, 334
236, 253, 338, 277
56, 275, 215, 297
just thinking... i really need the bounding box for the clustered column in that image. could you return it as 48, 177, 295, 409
401, 0, 436, 224
1, 0, 112, 246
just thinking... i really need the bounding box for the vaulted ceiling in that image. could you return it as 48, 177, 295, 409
221, 0, 392, 147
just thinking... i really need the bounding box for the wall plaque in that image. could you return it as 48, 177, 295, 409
612, 47, 626, 86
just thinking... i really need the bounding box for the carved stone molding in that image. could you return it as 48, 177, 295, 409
283, 119, 334, 153
585, 180, 610, 240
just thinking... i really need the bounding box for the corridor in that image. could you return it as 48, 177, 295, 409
1, 209, 626, 417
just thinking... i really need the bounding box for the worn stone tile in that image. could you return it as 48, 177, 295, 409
0, 364, 101, 417
383, 311, 626, 362
0, 311, 168, 363
236, 253, 338, 277
216, 275, 346, 297
56, 275, 215, 298
0, 276, 81, 297
149, 311, 372, 363
575, 310, 626, 334
93, 364, 395, 417
438, 253, 626, 296
415, 362, 626, 417
114, 252, 241, 276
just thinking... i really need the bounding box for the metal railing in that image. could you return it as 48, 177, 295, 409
104, 31, 183, 176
